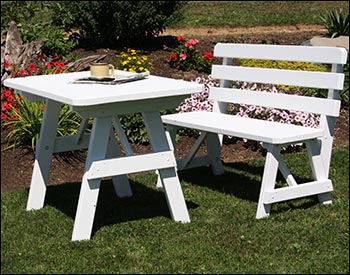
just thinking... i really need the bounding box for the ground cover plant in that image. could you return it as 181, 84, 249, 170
170, 1, 349, 27
1, 148, 348, 274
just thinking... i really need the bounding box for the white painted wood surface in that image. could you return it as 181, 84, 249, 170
162, 43, 348, 219
4, 71, 203, 241
5, 71, 203, 106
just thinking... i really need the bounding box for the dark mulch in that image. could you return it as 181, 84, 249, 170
1, 26, 349, 192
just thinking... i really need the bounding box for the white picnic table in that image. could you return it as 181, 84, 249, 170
4, 70, 204, 241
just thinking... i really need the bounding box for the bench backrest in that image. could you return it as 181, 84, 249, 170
210, 43, 348, 119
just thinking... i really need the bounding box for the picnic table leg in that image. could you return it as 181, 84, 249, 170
71, 116, 112, 241
156, 130, 175, 188
106, 128, 133, 198
26, 99, 62, 211
142, 111, 190, 223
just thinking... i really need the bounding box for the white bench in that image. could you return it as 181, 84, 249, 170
161, 43, 348, 219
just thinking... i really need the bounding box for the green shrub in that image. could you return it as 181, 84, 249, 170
168, 36, 214, 73
50, 1, 185, 48
239, 59, 329, 72
320, 8, 349, 38
118, 113, 148, 144
1, 1, 78, 57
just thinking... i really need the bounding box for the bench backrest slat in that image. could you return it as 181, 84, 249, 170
214, 43, 348, 64
211, 43, 348, 120
209, 87, 341, 117
211, 65, 345, 90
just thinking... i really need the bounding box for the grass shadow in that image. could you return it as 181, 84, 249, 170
44, 178, 198, 237
178, 160, 319, 214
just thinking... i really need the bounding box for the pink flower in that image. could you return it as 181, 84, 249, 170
185, 39, 199, 49
179, 53, 187, 60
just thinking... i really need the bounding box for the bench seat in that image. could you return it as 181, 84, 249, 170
162, 111, 324, 145
160, 43, 348, 219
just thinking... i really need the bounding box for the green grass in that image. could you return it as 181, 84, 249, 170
2, 147, 349, 274
171, 1, 349, 27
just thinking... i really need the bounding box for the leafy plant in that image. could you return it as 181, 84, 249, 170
320, 8, 349, 38
1, 1, 78, 57
50, 1, 185, 48
341, 62, 349, 103
115, 48, 152, 73
168, 36, 213, 73
118, 113, 148, 144
1, 57, 84, 151
2, 97, 82, 151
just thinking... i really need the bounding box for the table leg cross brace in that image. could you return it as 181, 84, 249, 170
87, 151, 177, 180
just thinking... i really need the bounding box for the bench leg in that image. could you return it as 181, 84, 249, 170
204, 132, 225, 175
306, 139, 333, 205
256, 144, 279, 219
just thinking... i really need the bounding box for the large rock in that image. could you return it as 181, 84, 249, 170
302, 35, 349, 50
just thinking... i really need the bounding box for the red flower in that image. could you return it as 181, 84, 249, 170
203, 51, 213, 60
169, 53, 178, 60
51, 55, 60, 62
177, 36, 185, 42
1, 113, 8, 120
52, 62, 65, 69
57, 62, 66, 69
4, 61, 10, 69
44, 62, 52, 69
29, 63, 36, 71
2, 102, 12, 111
3, 90, 12, 97
20, 69, 29, 76
6, 95, 14, 103
36, 54, 44, 61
